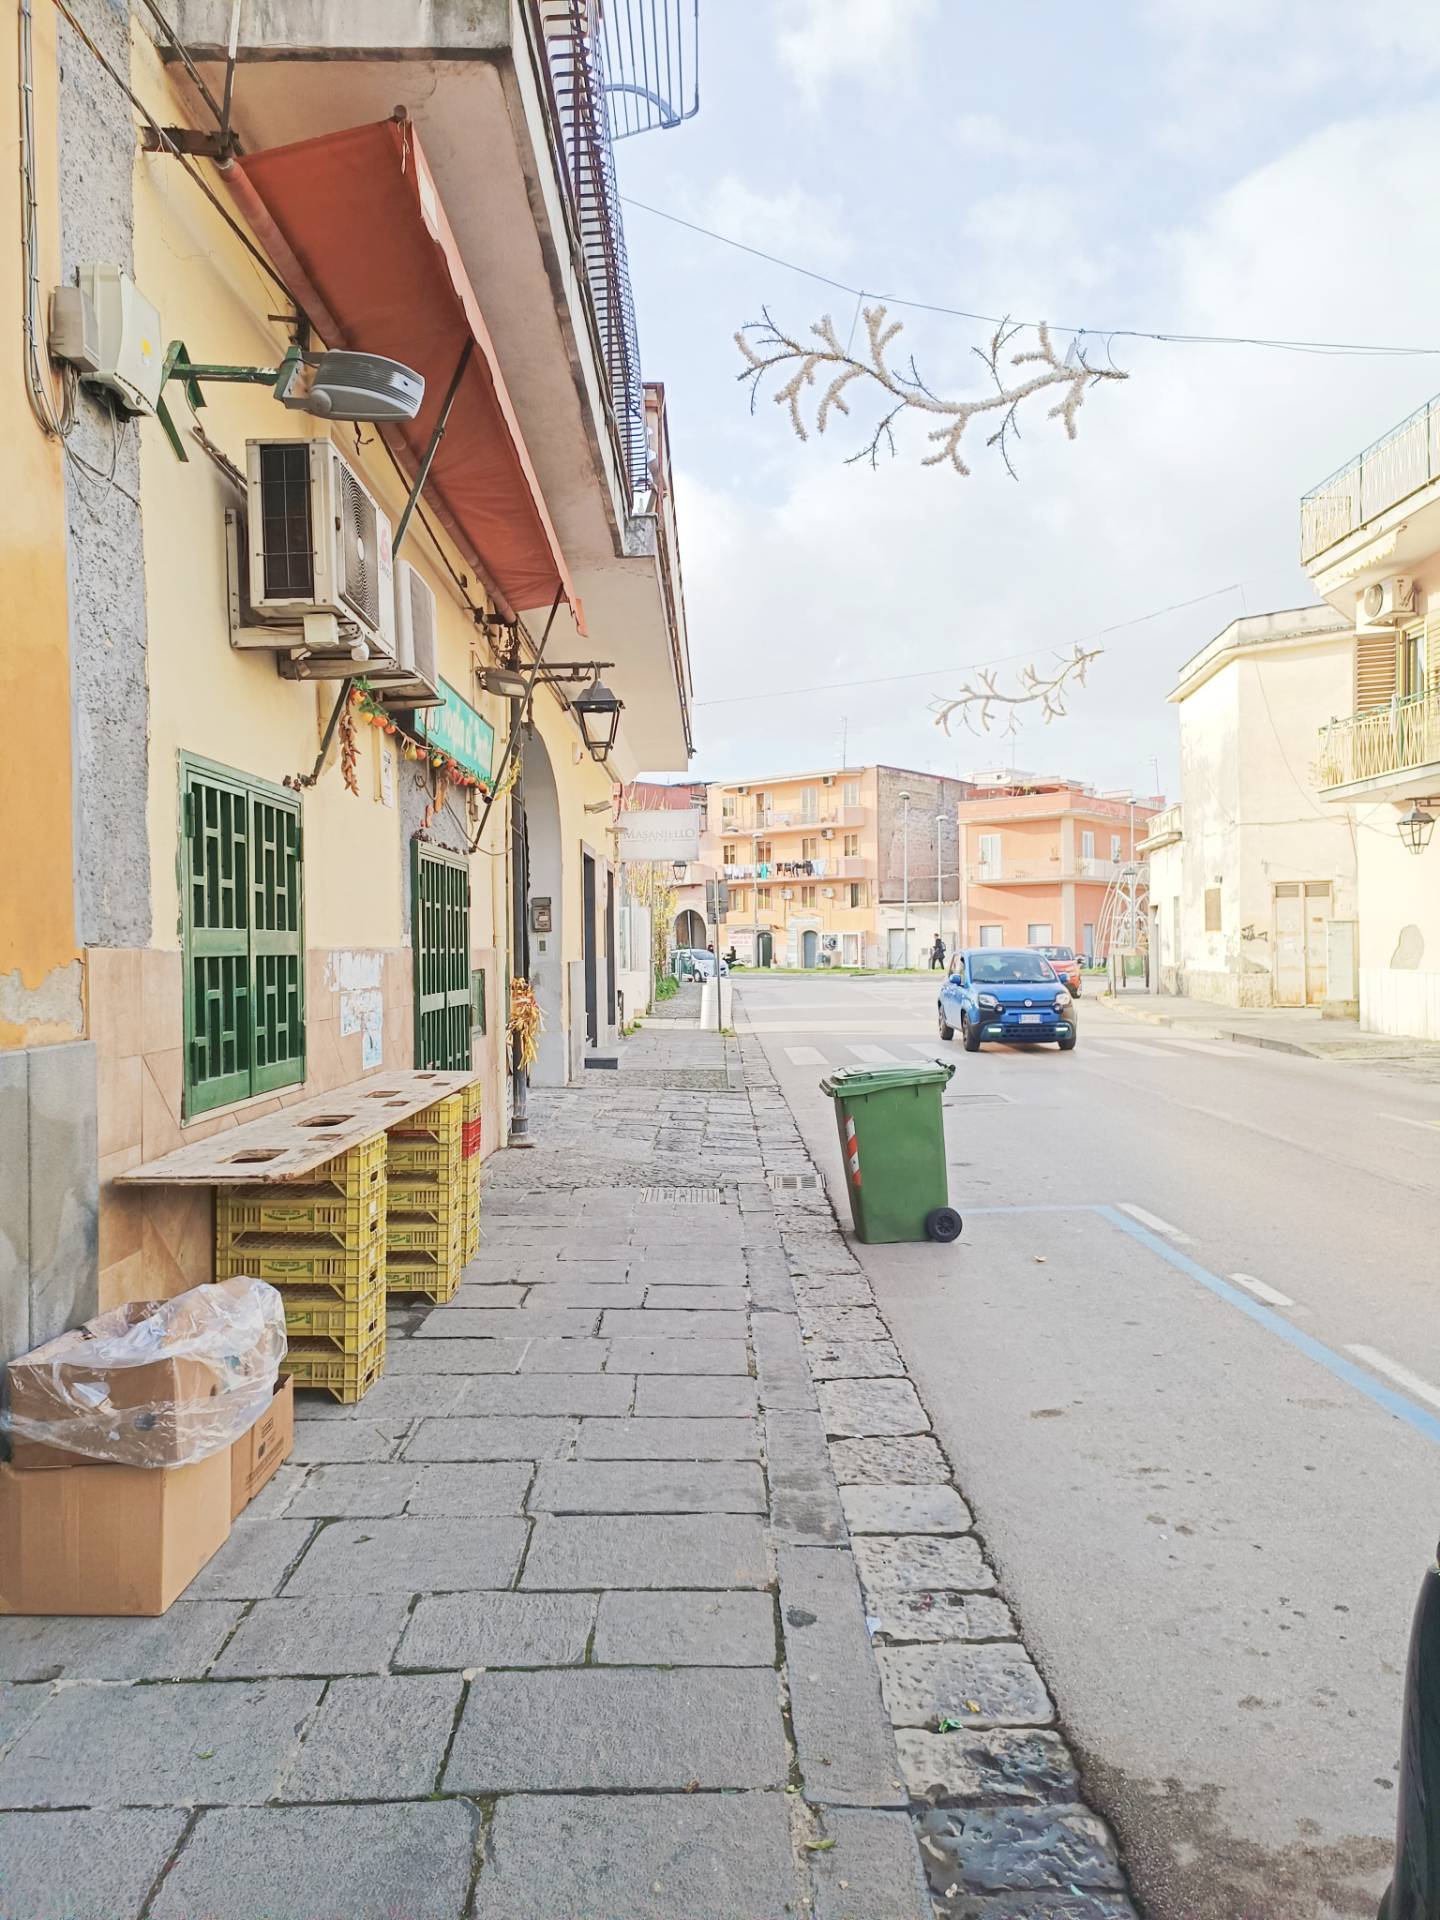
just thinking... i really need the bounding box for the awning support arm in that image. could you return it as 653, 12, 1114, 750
470, 586, 565, 851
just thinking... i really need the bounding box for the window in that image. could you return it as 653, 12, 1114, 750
801, 885, 817, 907
842, 780, 860, 807
756, 840, 772, 865
1403, 622, 1429, 698
977, 833, 1002, 877
801, 835, 818, 861
848, 882, 866, 907
1110, 833, 1123, 863
843, 832, 859, 857
1204, 887, 1222, 933
1080, 830, 1095, 861
1171, 895, 1181, 960
979, 924, 1003, 946
731, 887, 747, 914
182, 757, 304, 1116
800, 787, 818, 822
1082, 920, 1095, 961
723, 842, 737, 865
1027, 923, 1053, 945
721, 796, 736, 819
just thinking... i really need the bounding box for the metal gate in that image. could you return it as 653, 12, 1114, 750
413, 842, 471, 1070
1274, 881, 1332, 1006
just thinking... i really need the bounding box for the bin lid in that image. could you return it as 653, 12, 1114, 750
820, 1060, 955, 1097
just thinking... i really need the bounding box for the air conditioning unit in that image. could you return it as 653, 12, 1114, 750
370, 560, 443, 707
821, 827, 835, 839
245, 439, 395, 660
822, 774, 835, 786
1359, 576, 1415, 628
821, 886, 836, 897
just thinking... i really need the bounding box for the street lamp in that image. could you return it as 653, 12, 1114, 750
1398, 804, 1437, 855
672, 861, 688, 882
899, 790, 911, 970
572, 676, 623, 762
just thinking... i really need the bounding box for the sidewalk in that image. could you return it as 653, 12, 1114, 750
1102, 988, 1440, 1073
0, 1017, 1136, 1919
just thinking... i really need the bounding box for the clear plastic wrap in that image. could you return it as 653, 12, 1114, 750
2, 1277, 287, 1468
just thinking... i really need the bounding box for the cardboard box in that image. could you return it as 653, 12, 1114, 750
230, 1376, 294, 1520
0, 1450, 231, 1616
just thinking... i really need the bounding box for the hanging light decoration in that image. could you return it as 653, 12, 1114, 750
572, 675, 623, 762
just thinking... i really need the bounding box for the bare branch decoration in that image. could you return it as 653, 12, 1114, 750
930, 645, 1103, 736
735, 306, 1127, 476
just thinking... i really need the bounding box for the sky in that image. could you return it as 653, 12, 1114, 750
615, 0, 1440, 798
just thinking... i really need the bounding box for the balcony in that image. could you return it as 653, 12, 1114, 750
1137, 804, 1182, 854
1301, 392, 1440, 568
967, 859, 1124, 886
1315, 691, 1440, 799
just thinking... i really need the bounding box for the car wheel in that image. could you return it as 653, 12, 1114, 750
938, 1004, 954, 1041
925, 1205, 964, 1243
1057, 1030, 1077, 1051
961, 1013, 983, 1053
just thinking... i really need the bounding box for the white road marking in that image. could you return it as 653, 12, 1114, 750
848, 1044, 903, 1064
1378, 1111, 1440, 1133
782, 1045, 827, 1067
1080, 1044, 1114, 1058
1347, 1345, 1440, 1413
1106, 1039, 1172, 1057
909, 1042, 950, 1058
1116, 1202, 1193, 1243
1228, 1272, 1294, 1309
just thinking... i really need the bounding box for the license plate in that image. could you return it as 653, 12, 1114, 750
1019, 1013, 1043, 1024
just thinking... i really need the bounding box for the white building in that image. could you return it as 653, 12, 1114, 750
1301, 393, 1440, 1039
1140, 608, 1358, 1009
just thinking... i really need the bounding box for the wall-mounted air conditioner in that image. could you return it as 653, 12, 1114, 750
373, 560, 442, 707
243, 439, 395, 661
1358, 575, 1415, 628
821, 827, 835, 839
822, 886, 836, 897
822, 774, 835, 786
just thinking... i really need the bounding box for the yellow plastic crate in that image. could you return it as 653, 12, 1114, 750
386, 1212, 466, 1255
388, 1093, 464, 1144
276, 1281, 386, 1349
310, 1134, 387, 1195
463, 1079, 483, 1123
386, 1262, 462, 1305
215, 1233, 381, 1291
282, 1332, 386, 1403
385, 1136, 464, 1177
387, 1171, 465, 1219
217, 1182, 385, 1246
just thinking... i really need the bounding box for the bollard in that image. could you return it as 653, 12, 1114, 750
1379, 1543, 1440, 1920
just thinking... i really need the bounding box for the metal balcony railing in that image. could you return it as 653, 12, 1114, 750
966, 859, 1124, 885
600, 0, 700, 140
1301, 394, 1440, 565
1316, 691, 1440, 791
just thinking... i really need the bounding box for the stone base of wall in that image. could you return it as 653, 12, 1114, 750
1182, 968, 1274, 1009
1361, 966, 1440, 1042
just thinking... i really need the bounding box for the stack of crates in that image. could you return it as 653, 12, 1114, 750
462, 1079, 482, 1263
386, 1092, 466, 1303
215, 1137, 387, 1404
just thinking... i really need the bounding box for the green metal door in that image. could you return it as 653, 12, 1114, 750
413, 842, 472, 1070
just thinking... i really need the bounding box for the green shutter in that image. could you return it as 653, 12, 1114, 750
182, 760, 305, 1117
413, 843, 471, 1071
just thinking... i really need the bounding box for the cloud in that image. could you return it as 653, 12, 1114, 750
685, 175, 855, 276
777, 0, 941, 110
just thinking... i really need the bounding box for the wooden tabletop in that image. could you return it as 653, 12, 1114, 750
116, 1070, 480, 1186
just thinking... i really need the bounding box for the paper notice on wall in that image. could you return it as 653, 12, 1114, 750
379, 743, 396, 809
340, 986, 383, 1041
362, 1003, 383, 1069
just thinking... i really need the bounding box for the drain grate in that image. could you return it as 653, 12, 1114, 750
766, 1172, 825, 1192
639, 1186, 726, 1203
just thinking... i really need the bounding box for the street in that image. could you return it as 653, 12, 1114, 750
736, 968, 1440, 1920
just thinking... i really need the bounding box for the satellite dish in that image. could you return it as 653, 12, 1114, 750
281, 350, 425, 423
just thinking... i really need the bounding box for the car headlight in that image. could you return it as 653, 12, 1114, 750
977, 993, 1001, 1011
1055, 990, 1072, 1008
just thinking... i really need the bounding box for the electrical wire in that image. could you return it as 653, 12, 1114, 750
622, 196, 1440, 360
693, 583, 1246, 709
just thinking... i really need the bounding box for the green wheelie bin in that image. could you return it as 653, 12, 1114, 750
820, 1060, 962, 1244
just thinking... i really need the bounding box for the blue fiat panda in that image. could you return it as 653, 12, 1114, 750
939, 948, 1077, 1052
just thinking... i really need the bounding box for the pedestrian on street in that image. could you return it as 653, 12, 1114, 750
929, 934, 947, 970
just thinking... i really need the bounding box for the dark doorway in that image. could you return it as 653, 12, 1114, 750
583, 852, 599, 1047
604, 867, 616, 1032
756, 930, 773, 968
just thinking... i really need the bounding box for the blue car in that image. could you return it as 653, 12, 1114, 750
938, 947, 1077, 1052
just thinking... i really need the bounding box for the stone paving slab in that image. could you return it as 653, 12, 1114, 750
766, 1409, 848, 1546
148, 1801, 478, 1920
280, 1673, 463, 1799
315, 1375, 468, 1421
818, 1378, 931, 1438
592, 1589, 777, 1666
531, 1459, 766, 1513
386, 1338, 528, 1374
830, 1434, 953, 1484
799, 1306, 891, 1343
456, 1373, 634, 1416
810, 1807, 934, 1920
211, 1593, 412, 1678
521, 1514, 769, 1589
576, 1416, 761, 1459
413, 1307, 600, 1340
402, 1415, 576, 1461
841, 1484, 973, 1535
878, 1643, 1053, 1729
752, 1313, 819, 1412
897, 1726, 1081, 1807
777, 1546, 905, 1809
600, 1308, 749, 1340
398, 1592, 595, 1670
0, 1807, 188, 1920
518, 1282, 646, 1310
604, 1336, 750, 1374
517, 1337, 611, 1371
852, 1534, 994, 1594
475, 1792, 801, 1920
187, 1520, 319, 1599
0, 1683, 50, 1759
865, 1591, 1016, 1645
283, 1517, 528, 1594
633, 1373, 760, 1418
0, 1678, 321, 1808
286, 1462, 418, 1517
917, 1804, 1127, 1897
643, 1283, 750, 1311
807, 1338, 907, 1378
290, 1420, 407, 1462
445, 1666, 788, 1790
401, 1461, 533, 1515
0, 1602, 242, 1684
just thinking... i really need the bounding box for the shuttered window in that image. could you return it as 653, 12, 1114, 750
182, 759, 304, 1117
1204, 887, 1222, 933
413, 842, 472, 1071
1355, 630, 1399, 711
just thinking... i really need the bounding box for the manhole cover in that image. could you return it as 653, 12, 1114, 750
766, 1172, 825, 1191
639, 1186, 726, 1203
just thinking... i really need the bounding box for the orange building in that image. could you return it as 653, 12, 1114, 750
958, 780, 1165, 962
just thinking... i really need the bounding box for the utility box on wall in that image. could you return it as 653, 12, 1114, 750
1324, 918, 1358, 1016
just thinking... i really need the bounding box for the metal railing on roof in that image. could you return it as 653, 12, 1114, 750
1301, 393, 1440, 565
601, 0, 700, 139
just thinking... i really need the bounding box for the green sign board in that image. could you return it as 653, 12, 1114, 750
417, 679, 496, 783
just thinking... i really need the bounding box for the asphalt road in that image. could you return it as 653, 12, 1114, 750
734, 969, 1440, 1920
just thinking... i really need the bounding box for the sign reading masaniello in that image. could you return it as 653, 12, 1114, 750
618, 808, 702, 863
417, 680, 496, 782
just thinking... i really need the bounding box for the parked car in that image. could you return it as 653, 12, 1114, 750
673, 947, 728, 981
938, 947, 1077, 1052
1030, 943, 1082, 994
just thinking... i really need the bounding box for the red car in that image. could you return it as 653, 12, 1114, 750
1031, 944, 1082, 995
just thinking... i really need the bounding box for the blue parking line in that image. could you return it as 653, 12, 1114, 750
960, 1201, 1440, 1448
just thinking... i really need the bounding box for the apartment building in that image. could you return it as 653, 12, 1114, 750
957, 780, 1164, 961
1301, 391, 1440, 1039
675, 766, 975, 967
1, 1, 691, 1361
1138, 609, 1357, 1007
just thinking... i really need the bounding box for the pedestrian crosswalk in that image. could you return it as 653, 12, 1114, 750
782, 1041, 957, 1068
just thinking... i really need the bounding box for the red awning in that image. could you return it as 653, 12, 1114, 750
235, 118, 581, 628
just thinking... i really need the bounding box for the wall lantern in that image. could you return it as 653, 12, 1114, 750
572, 676, 623, 762
672, 861, 689, 881
1398, 803, 1437, 855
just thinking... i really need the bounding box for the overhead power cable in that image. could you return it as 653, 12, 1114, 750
621, 196, 1440, 359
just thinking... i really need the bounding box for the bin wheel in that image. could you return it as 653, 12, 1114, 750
925, 1206, 963, 1243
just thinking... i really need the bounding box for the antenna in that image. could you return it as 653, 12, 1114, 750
840, 715, 848, 768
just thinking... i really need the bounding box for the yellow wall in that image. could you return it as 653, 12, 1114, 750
0, 4, 79, 1046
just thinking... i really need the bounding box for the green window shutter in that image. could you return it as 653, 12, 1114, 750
413, 843, 471, 1071
182, 760, 305, 1117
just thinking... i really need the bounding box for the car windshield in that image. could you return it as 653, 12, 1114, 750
969, 951, 1058, 985
1036, 947, 1074, 961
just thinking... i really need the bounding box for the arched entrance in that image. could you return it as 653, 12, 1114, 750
756, 930, 773, 968
520, 725, 567, 1086
674, 908, 705, 948
801, 928, 819, 968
